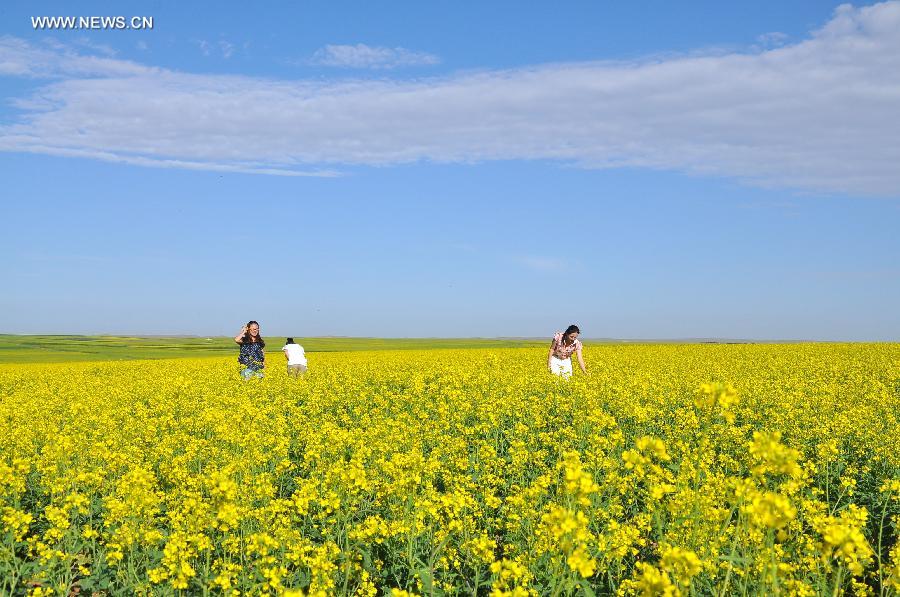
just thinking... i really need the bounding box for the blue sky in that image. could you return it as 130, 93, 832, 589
1, 1, 898, 340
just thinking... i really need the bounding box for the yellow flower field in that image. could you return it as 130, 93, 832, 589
1, 344, 899, 596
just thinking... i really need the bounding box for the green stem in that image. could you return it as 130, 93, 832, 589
831, 567, 844, 597
716, 519, 741, 597
877, 496, 889, 597
769, 530, 779, 595
339, 506, 351, 597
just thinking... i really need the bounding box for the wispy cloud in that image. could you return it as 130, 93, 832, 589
0, 137, 339, 177
0, 36, 155, 77
756, 32, 789, 48
309, 43, 439, 69
219, 41, 235, 59
1, 2, 899, 191
72, 37, 117, 56
196, 39, 236, 59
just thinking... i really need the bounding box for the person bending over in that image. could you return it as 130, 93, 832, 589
282, 337, 307, 377
548, 324, 587, 378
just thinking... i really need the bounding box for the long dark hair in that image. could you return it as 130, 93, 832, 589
563, 324, 580, 341
242, 320, 265, 347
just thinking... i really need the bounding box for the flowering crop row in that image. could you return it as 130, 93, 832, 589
1, 344, 899, 595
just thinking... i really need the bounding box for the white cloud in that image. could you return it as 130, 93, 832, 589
195, 39, 236, 59
0, 141, 338, 176
72, 37, 118, 56
219, 41, 235, 59
756, 32, 789, 48
0, 35, 155, 77
1, 2, 899, 194
309, 43, 439, 69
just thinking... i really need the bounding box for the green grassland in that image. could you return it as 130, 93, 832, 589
0, 335, 551, 363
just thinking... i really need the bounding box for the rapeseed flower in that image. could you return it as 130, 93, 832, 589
1, 344, 898, 594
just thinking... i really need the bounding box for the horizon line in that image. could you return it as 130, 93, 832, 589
1, 333, 895, 344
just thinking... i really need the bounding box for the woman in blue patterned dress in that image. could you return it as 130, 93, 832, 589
234, 320, 265, 379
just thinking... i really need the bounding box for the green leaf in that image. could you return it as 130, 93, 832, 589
578, 578, 597, 597
417, 566, 434, 594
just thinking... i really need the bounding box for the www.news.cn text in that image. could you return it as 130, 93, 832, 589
31, 16, 154, 30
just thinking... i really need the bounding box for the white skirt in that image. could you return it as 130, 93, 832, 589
550, 356, 573, 378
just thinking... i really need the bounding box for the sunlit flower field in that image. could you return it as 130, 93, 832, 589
2, 344, 899, 596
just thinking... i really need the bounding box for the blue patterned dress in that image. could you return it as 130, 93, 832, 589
238, 341, 265, 373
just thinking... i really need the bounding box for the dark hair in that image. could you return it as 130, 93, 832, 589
564, 324, 580, 337
285, 337, 295, 344
242, 320, 265, 347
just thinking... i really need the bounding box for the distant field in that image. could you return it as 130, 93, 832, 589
0, 335, 551, 363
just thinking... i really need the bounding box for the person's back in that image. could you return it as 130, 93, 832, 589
282, 338, 307, 376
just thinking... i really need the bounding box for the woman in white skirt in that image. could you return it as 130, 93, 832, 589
548, 324, 587, 378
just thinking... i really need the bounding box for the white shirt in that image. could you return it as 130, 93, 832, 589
282, 343, 307, 366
